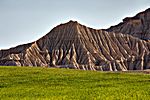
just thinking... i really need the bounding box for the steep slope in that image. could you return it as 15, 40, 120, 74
107, 8, 150, 40
0, 20, 150, 71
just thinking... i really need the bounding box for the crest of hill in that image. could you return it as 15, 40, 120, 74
107, 8, 150, 40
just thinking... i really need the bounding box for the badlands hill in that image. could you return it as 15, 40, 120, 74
0, 8, 150, 71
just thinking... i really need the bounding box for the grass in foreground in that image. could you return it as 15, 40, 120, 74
0, 66, 150, 100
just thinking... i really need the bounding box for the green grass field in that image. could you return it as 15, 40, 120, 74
0, 66, 150, 100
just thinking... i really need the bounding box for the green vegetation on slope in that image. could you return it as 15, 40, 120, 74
0, 66, 150, 100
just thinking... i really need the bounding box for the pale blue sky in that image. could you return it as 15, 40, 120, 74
0, 0, 150, 49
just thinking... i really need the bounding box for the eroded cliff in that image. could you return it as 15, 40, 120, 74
0, 8, 150, 71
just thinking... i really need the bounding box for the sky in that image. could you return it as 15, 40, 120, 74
0, 0, 150, 49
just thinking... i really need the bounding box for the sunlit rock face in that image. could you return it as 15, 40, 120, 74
0, 9, 150, 71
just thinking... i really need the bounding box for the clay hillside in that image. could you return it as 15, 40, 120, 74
0, 8, 150, 71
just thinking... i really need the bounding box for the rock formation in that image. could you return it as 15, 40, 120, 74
107, 8, 150, 41
0, 8, 150, 71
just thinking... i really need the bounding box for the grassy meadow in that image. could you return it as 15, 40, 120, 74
0, 66, 150, 100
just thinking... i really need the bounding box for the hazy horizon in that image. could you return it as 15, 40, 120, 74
0, 0, 150, 49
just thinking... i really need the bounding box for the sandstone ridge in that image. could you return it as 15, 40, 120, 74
107, 8, 150, 40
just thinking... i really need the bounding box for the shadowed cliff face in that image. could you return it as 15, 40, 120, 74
107, 8, 150, 41
0, 9, 150, 71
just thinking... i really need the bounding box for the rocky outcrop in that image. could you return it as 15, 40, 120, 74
0, 8, 150, 71
107, 8, 150, 40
